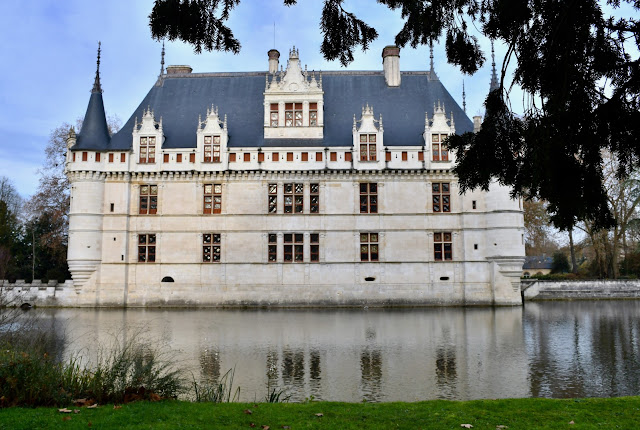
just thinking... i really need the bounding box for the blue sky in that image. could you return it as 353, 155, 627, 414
0, 0, 504, 198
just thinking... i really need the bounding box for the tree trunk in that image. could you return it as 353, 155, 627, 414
569, 229, 578, 274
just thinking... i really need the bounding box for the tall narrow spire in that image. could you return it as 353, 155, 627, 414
490, 40, 499, 92
91, 41, 102, 93
462, 80, 467, 113
429, 40, 438, 80
160, 40, 165, 76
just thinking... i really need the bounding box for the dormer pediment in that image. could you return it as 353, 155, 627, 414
265, 47, 323, 94
353, 104, 385, 170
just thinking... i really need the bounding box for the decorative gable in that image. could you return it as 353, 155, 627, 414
132, 108, 163, 164
196, 105, 229, 170
264, 47, 324, 139
424, 101, 456, 167
353, 104, 385, 170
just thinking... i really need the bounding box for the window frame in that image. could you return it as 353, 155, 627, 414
202, 233, 221, 263
268, 183, 277, 213
360, 232, 379, 262
268, 233, 277, 262
138, 233, 156, 263
359, 134, 377, 161
284, 183, 304, 214
139, 184, 158, 215
359, 183, 378, 214
203, 183, 222, 214
204, 135, 221, 163
139, 136, 156, 164
432, 182, 451, 213
283, 233, 304, 263
310, 183, 319, 213
285, 102, 303, 127
434, 232, 453, 261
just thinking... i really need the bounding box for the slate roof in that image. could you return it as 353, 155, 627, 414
75, 92, 111, 150
74, 70, 473, 151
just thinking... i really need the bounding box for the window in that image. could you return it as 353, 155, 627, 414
204, 136, 221, 162
138, 234, 156, 263
287, 152, 294, 162
203, 233, 221, 263
109, 153, 114, 163
177, 153, 182, 163
301, 152, 308, 162
268, 184, 277, 213
432, 182, 451, 213
284, 183, 303, 214
268, 233, 277, 262
359, 134, 377, 161
229, 153, 236, 162
139, 185, 158, 215
96, 152, 101, 162
472, 200, 477, 210
360, 183, 378, 214
139, 137, 156, 163
310, 233, 319, 262
82, 152, 88, 161
270, 103, 279, 127
385, 152, 391, 161
284, 233, 304, 262
204, 184, 222, 214
120, 153, 126, 162
432, 134, 449, 161
402, 151, 408, 161
310, 183, 319, 213
272, 152, 279, 162
330, 152, 337, 162
345, 152, 352, 162
190, 153, 195, 163
285, 103, 303, 126
309, 102, 318, 126
360, 233, 379, 262
316, 152, 323, 162
110, 203, 114, 212
163, 154, 169, 163
243, 153, 251, 162
434, 232, 452, 261
72, 153, 76, 162
418, 152, 424, 161
258, 152, 265, 162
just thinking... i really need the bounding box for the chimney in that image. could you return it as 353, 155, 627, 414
473, 116, 483, 133
166, 65, 193, 75
382, 45, 401, 87
268, 49, 280, 74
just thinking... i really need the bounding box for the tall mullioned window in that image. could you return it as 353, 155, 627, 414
138, 234, 156, 263
432, 182, 451, 213
203, 184, 222, 214
310, 183, 319, 213
139, 137, 156, 163
284, 233, 304, 262
434, 232, 452, 261
203, 233, 221, 262
268, 184, 277, 213
360, 233, 379, 262
139, 185, 158, 215
284, 183, 304, 214
285, 103, 303, 126
360, 183, 378, 213
204, 136, 221, 162
432, 134, 449, 162
360, 134, 377, 161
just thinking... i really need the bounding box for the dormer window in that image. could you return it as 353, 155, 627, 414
432, 134, 449, 161
139, 137, 156, 163
204, 135, 221, 162
285, 103, 303, 126
359, 134, 377, 161
270, 104, 279, 127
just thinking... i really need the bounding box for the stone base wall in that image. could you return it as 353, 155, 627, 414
523, 280, 640, 300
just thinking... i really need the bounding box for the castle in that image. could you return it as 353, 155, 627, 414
62, 45, 525, 307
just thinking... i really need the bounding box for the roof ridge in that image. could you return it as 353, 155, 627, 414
163, 70, 434, 79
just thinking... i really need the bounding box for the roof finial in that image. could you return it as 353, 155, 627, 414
490, 40, 499, 92
462, 80, 467, 113
92, 41, 103, 93
160, 40, 165, 76
429, 40, 434, 73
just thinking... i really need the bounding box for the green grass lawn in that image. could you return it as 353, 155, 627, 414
1, 397, 639, 429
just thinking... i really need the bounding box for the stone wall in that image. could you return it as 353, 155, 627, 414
0, 280, 75, 307
523, 280, 640, 300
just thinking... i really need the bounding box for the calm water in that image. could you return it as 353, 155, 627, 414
34, 301, 640, 402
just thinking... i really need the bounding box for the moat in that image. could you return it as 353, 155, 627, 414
34, 300, 640, 402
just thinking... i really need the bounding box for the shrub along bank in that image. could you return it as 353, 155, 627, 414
1, 397, 639, 429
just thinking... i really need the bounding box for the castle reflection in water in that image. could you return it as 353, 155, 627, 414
37, 301, 640, 402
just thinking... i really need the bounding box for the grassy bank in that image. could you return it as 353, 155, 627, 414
1, 397, 639, 429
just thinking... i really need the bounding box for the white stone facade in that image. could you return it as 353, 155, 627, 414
63, 47, 525, 307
